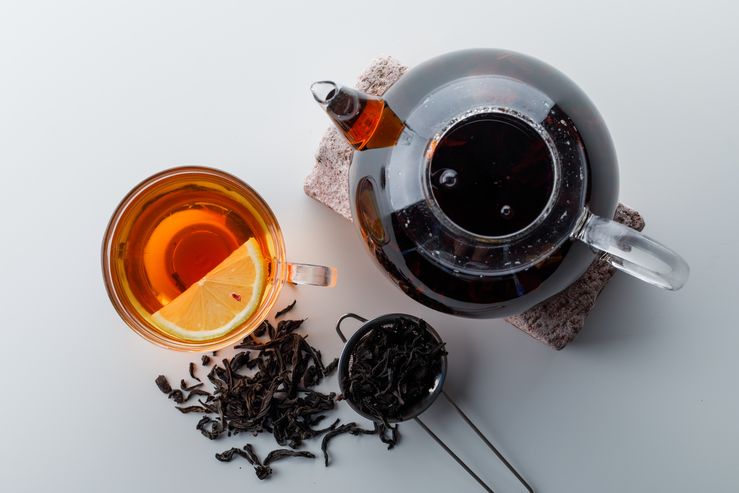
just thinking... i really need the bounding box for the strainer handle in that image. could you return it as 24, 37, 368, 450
415, 392, 534, 493
441, 391, 534, 492
415, 416, 496, 493
335, 313, 368, 343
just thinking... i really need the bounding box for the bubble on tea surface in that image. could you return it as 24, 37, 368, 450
438, 169, 458, 188
500, 204, 513, 218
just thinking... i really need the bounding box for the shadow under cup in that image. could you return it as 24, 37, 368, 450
102, 166, 335, 352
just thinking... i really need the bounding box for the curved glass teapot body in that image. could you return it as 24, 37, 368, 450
314, 49, 687, 318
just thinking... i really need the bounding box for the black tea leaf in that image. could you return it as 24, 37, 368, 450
155, 375, 172, 394
274, 300, 297, 318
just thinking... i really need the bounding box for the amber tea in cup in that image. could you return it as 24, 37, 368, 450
102, 166, 335, 351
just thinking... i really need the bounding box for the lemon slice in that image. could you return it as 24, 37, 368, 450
152, 238, 266, 341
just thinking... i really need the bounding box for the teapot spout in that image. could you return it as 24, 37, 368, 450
310, 81, 340, 107
311, 81, 405, 151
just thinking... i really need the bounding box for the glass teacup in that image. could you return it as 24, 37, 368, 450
102, 166, 335, 351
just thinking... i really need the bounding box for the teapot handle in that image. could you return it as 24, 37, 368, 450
574, 211, 689, 290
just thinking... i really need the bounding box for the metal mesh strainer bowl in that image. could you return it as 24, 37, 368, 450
335, 313, 533, 493
337, 313, 447, 423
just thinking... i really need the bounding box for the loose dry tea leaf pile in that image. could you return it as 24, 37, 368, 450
154, 301, 398, 480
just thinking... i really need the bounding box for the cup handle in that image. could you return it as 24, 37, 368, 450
574, 211, 689, 290
285, 262, 337, 287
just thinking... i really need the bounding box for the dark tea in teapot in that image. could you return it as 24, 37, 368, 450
428, 111, 556, 237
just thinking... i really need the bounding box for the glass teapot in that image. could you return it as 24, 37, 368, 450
312, 49, 689, 318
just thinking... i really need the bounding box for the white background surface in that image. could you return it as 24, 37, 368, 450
1, 1, 738, 492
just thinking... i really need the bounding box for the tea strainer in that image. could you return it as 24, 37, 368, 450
335, 313, 533, 493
